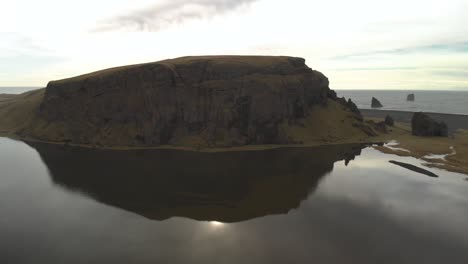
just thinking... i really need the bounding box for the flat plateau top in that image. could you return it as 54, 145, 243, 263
49, 55, 306, 85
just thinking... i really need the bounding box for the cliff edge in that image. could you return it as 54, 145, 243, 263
0, 56, 374, 148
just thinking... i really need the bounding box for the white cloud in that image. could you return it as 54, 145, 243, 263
94, 0, 258, 32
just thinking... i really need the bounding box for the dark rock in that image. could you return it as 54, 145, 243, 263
389, 160, 439, 178
375, 121, 387, 133
407, 94, 415, 101
412, 112, 448, 137
384, 115, 394, 126
327, 90, 337, 100
347, 99, 361, 115
357, 121, 379, 136
366, 120, 387, 133
371, 97, 383, 108
7, 56, 370, 148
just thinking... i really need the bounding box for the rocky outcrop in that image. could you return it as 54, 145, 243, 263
365, 120, 387, 133
2, 56, 374, 148
412, 112, 448, 137
371, 97, 383, 108
407, 94, 415, 101
347, 99, 361, 116
385, 115, 394, 126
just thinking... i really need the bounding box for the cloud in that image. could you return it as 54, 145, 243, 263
94, 0, 258, 32
0, 33, 50, 58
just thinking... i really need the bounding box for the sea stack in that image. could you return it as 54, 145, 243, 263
407, 94, 415, 101
0, 56, 375, 148
371, 97, 383, 108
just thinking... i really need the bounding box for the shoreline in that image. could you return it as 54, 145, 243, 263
360, 107, 468, 117
0, 132, 381, 153
2, 116, 468, 175
0, 108, 465, 153
361, 109, 468, 134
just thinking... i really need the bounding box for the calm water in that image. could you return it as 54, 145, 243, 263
1, 137, 468, 263
337, 90, 468, 115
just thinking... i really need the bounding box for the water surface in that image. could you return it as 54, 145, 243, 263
337, 89, 468, 115
1, 137, 467, 264
0, 87, 40, 94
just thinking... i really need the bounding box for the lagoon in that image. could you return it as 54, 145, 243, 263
1, 137, 467, 263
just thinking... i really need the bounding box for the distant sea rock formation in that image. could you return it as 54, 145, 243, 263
371, 97, 383, 108
412, 112, 448, 137
0, 56, 375, 148
407, 94, 415, 101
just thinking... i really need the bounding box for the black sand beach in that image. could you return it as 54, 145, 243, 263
361, 109, 468, 134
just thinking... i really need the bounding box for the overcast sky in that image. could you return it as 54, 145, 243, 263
1, 0, 468, 89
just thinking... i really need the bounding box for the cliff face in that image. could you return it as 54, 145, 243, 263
3, 56, 372, 148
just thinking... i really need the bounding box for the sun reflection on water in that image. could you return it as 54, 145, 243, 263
209, 221, 225, 228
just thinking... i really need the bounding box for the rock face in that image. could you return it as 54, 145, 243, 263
2, 56, 373, 148
371, 97, 383, 108
385, 115, 394, 126
347, 99, 361, 116
366, 120, 387, 133
412, 112, 448, 137
407, 94, 415, 101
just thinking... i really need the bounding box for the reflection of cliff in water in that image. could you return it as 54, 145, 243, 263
28, 143, 364, 223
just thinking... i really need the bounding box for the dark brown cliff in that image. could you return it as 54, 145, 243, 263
1, 56, 373, 148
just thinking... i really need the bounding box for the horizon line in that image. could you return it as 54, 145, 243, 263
1, 86, 468, 91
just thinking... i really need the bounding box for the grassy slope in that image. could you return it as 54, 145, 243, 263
284, 100, 372, 145
370, 118, 468, 175
0, 89, 44, 134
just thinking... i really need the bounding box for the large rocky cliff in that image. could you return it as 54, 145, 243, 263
1, 56, 373, 148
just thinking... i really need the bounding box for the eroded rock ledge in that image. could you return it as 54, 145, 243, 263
1, 56, 374, 148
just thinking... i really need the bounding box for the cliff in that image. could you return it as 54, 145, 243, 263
0, 56, 374, 148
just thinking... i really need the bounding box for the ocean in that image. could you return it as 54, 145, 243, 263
2, 87, 468, 115
0, 87, 40, 94
337, 90, 468, 115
